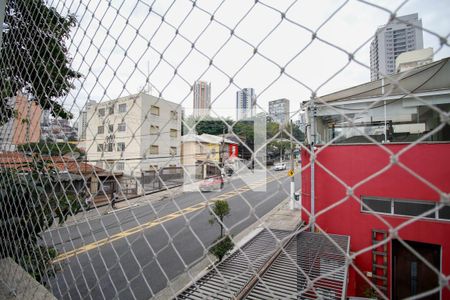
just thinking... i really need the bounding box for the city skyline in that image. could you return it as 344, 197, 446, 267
57, 1, 450, 123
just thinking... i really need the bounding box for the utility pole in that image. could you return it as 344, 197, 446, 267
309, 99, 316, 232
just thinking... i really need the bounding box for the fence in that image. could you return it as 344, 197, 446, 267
0, 0, 449, 299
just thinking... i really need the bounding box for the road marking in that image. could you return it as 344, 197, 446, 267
53, 173, 290, 263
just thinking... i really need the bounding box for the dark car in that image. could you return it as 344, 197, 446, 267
199, 175, 224, 192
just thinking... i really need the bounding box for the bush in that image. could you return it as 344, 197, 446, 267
209, 235, 234, 262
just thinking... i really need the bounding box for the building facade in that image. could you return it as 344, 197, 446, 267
193, 81, 211, 118
236, 88, 256, 120
370, 13, 423, 81
0, 94, 41, 151
85, 93, 182, 177
78, 100, 97, 141
268, 98, 290, 125
396, 47, 433, 73
300, 57, 450, 298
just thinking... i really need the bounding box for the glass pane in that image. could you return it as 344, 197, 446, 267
393, 201, 436, 218
362, 197, 391, 213
438, 205, 450, 220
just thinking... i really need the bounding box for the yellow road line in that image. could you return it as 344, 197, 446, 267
53, 174, 290, 263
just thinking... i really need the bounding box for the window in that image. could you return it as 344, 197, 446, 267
150, 105, 160, 116
107, 143, 114, 152
97, 144, 104, 152
149, 145, 159, 155
116, 161, 125, 171
118, 103, 127, 113
117, 142, 125, 151
170, 147, 177, 155
170, 110, 178, 120
108, 124, 114, 133
108, 105, 114, 115
118, 123, 126, 132
362, 196, 449, 221
98, 126, 104, 134
150, 125, 159, 135
98, 108, 105, 117
170, 129, 178, 138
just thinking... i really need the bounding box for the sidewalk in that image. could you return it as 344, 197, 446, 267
153, 194, 302, 300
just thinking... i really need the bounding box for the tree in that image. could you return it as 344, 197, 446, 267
0, 0, 81, 124
17, 142, 85, 157
209, 200, 234, 262
0, 159, 82, 284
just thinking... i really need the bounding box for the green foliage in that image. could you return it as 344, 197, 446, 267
0, 159, 81, 284
209, 235, 234, 262
0, 0, 82, 124
17, 142, 85, 157
209, 200, 230, 238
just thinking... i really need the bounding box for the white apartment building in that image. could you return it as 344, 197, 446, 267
396, 47, 433, 73
370, 13, 423, 81
236, 88, 256, 120
269, 98, 290, 125
85, 93, 182, 177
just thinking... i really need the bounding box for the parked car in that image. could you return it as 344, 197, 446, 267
273, 163, 287, 171
199, 175, 224, 192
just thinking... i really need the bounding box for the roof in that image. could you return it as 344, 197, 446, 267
177, 230, 350, 299
0, 152, 105, 175
314, 56, 450, 104
181, 133, 237, 145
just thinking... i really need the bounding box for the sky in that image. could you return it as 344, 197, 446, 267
50, 0, 450, 123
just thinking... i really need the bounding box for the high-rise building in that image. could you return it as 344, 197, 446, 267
0, 94, 41, 151
193, 81, 211, 118
269, 98, 290, 125
78, 100, 97, 141
236, 88, 256, 120
370, 13, 423, 81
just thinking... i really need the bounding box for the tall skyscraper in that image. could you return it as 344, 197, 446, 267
269, 98, 290, 125
236, 88, 256, 120
370, 13, 423, 81
193, 81, 211, 118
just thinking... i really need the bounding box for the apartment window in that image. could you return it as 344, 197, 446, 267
116, 161, 125, 171
117, 142, 125, 151
109, 105, 114, 115
118, 123, 126, 132
150, 105, 160, 116
362, 196, 449, 221
108, 124, 114, 133
170, 147, 177, 155
170, 110, 178, 120
98, 108, 105, 117
170, 129, 178, 138
149, 145, 159, 155
107, 143, 114, 152
150, 125, 159, 135
118, 103, 127, 113
98, 126, 104, 134
97, 144, 104, 152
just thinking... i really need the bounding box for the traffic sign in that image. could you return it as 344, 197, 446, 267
288, 169, 294, 177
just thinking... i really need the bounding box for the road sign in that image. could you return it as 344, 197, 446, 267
288, 169, 294, 177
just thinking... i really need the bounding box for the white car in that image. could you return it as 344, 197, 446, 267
273, 163, 287, 171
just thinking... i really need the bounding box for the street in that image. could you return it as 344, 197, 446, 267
45, 172, 299, 300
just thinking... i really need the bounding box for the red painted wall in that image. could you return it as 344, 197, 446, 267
301, 143, 450, 298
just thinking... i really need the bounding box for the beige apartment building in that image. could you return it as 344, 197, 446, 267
85, 93, 182, 177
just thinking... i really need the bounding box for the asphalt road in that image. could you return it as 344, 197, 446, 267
45, 172, 299, 300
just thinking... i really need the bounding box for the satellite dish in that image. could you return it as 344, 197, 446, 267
71, 152, 80, 159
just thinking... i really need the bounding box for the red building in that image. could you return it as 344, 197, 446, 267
300, 58, 450, 299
